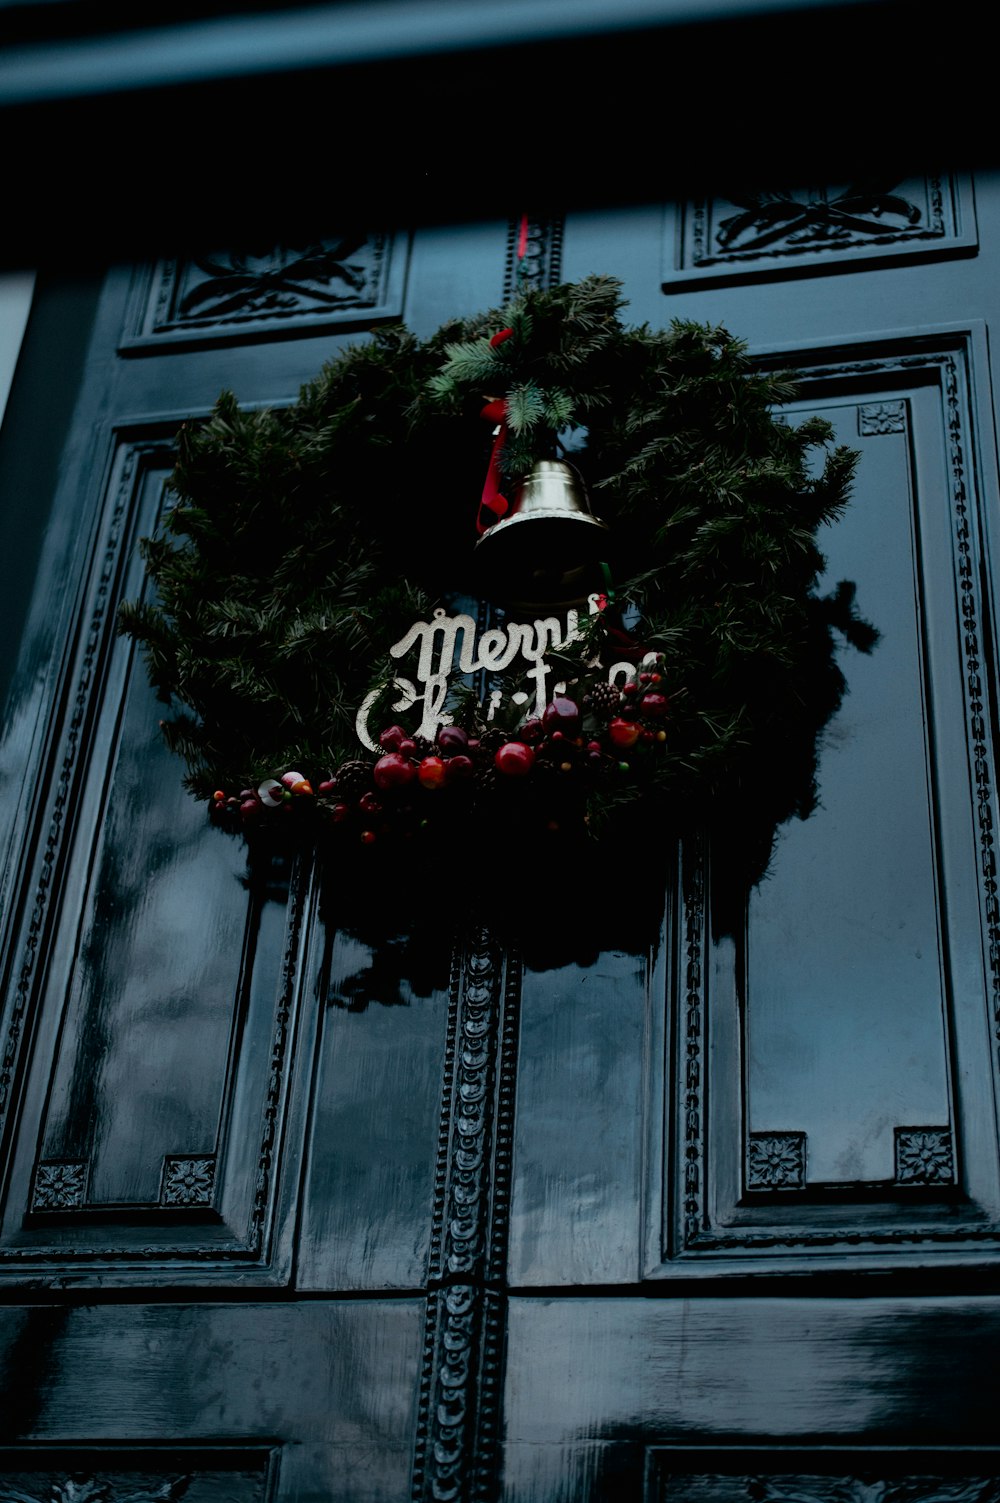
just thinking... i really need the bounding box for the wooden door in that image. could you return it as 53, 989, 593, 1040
1, 181, 999, 1502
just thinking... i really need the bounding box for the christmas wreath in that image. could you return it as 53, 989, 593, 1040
118, 276, 876, 882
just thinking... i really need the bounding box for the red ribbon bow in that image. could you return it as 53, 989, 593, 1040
478, 398, 509, 535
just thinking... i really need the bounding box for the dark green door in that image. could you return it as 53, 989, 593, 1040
2, 184, 1000, 1501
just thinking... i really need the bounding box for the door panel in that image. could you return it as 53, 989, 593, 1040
502, 1298, 1000, 1500
0, 447, 309, 1271
0, 1300, 425, 1503
510, 332, 1000, 1283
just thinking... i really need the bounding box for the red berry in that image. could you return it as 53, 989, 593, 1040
318, 779, 336, 796
519, 718, 544, 743
641, 729, 654, 743
374, 752, 416, 790
213, 789, 225, 803
608, 717, 641, 750
239, 798, 261, 823
359, 791, 383, 814
378, 725, 408, 752
495, 742, 535, 777
418, 756, 448, 790
398, 739, 417, 757
639, 671, 651, 683
331, 802, 351, 822
360, 830, 377, 845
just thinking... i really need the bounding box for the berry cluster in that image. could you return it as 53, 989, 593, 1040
207, 659, 672, 845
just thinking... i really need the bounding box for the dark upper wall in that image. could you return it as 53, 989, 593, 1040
0, 0, 986, 269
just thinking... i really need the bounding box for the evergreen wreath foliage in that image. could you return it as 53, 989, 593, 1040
118, 275, 876, 875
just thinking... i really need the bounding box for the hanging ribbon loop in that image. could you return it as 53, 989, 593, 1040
477, 401, 510, 536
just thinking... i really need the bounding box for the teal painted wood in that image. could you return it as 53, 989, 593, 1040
1, 191, 1000, 1499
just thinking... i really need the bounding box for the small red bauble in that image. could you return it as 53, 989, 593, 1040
378, 725, 408, 752
607, 717, 641, 750
374, 752, 416, 790
495, 742, 535, 777
418, 756, 448, 790
359, 791, 383, 815
446, 754, 475, 782
317, 778, 337, 796
331, 802, 351, 822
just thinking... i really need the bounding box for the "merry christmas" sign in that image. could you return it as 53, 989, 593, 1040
355, 597, 654, 750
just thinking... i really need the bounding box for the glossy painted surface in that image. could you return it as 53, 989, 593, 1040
0, 1300, 425, 1501
502, 1296, 1000, 1500
2, 180, 1000, 1499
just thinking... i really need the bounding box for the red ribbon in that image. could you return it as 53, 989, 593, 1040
478, 400, 509, 535
476, 217, 530, 533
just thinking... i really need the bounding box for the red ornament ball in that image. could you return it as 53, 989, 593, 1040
418, 755, 448, 790
607, 717, 641, 750
437, 725, 469, 754
379, 725, 408, 752
542, 695, 580, 737
494, 741, 536, 777
640, 691, 670, 721
374, 752, 416, 790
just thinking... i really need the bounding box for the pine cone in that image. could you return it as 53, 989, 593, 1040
587, 681, 621, 718
479, 727, 508, 754
332, 758, 373, 795
475, 762, 497, 794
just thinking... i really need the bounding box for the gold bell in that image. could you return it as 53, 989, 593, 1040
474, 459, 609, 613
